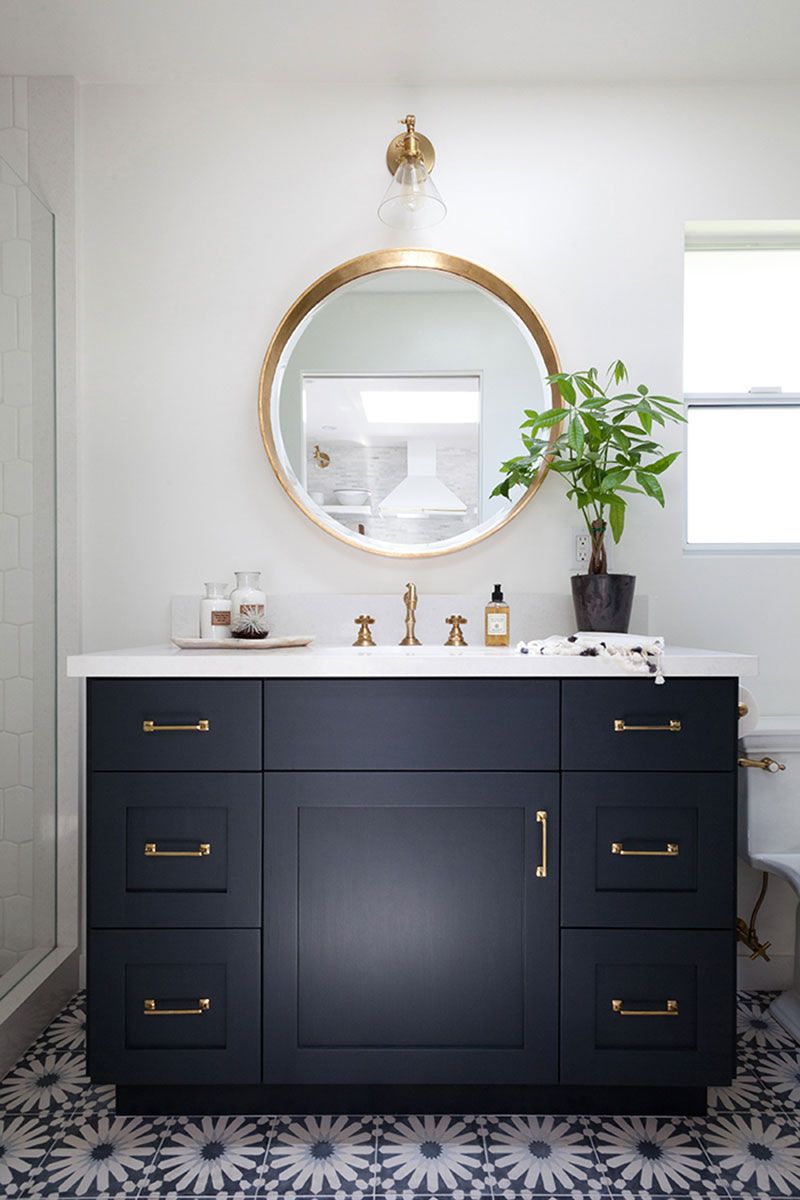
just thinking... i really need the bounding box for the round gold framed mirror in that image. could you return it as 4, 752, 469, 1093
258, 248, 561, 558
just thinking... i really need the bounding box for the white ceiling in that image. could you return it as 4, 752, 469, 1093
1, 0, 799, 85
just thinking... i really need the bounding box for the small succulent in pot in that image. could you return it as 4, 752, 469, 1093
232, 608, 270, 639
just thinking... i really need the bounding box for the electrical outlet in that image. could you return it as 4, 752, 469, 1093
574, 529, 591, 569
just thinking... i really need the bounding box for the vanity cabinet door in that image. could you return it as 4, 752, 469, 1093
263, 771, 559, 1085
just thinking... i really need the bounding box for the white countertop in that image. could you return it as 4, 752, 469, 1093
67, 643, 758, 678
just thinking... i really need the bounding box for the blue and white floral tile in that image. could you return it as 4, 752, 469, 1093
262, 1114, 378, 1199
0, 1044, 88, 1115
702, 1110, 800, 1198
24, 1111, 171, 1198
0, 1111, 56, 1197
737, 1001, 796, 1051
585, 1114, 726, 1197
755, 1046, 800, 1111
375, 1114, 491, 1198
707, 1055, 764, 1112
142, 1114, 273, 1198
484, 1113, 604, 1196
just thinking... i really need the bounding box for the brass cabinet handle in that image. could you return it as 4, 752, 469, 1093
611, 842, 679, 857
612, 998, 678, 1016
614, 719, 681, 733
738, 755, 786, 773
536, 810, 548, 878
143, 720, 210, 733
143, 998, 210, 1016
144, 842, 211, 858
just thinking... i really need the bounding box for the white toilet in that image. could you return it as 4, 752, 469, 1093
739, 715, 800, 1037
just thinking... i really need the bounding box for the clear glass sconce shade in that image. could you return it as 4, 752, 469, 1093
378, 157, 447, 230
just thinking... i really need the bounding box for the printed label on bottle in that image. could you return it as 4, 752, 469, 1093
487, 612, 508, 635
240, 603, 265, 617
211, 610, 231, 626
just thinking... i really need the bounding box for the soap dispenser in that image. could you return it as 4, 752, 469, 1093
485, 584, 510, 646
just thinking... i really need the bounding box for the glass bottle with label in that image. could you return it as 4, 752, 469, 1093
230, 571, 266, 624
200, 582, 232, 640
484, 584, 510, 646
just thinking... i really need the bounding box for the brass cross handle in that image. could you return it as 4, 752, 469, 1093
445, 614, 468, 647
353, 614, 376, 647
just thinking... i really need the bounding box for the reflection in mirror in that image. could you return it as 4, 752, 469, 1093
266, 257, 558, 556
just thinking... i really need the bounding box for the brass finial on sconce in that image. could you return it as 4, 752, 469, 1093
353, 614, 376, 647
313, 444, 330, 469
445, 614, 468, 647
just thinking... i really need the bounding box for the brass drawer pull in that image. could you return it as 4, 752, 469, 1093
612, 998, 678, 1016
143, 719, 210, 733
738, 755, 786, 773
144, 842, 211, 858
536, 810, 548, 879
611, 842, 679, 857
143, 997, 210, 1016
614, 719, 681, 733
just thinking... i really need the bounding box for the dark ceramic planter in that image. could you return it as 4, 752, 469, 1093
571, 573, 636, 634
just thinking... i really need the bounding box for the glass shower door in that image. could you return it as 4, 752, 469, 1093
0, 155, 56, 997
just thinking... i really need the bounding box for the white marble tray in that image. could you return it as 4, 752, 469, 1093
172, 636, 314, 650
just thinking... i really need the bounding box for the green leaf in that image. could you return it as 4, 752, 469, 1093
612, 360, 628, 385
608, 495, 626, 541
637, 471, 665, 505
637, 409, 653, 434
550, 459, 576, 474
611, 427, 631, 451
557, 378, 577, 405
601, 467, 630, 491
530, 407, 569, 430
644, 451, 681, 475
637, 384, 649, 396
567, 418, 585, 455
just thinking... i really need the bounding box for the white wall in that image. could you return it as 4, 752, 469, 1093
79, 81, 800, 979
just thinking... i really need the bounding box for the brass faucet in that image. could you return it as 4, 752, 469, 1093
399, 582, 421, 646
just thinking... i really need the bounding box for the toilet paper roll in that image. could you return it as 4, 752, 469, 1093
738, 685, 760, 737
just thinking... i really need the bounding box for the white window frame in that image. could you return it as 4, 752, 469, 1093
683, 392, 800, 553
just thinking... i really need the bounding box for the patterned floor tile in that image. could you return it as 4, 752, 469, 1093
142, 1114, 272, 1197
262, 1114, 377, 1197
376, 1114, 490, 1197
25, 1111, 170, 1198
0, 1045, 89, 1116
737, 1001, 796, 1051
0, 1110, 58, 1197
485, 1113, 604, 1195
586, 1114, 725, 1196
755, 1047, 800, 1111
702, 1110, 800, 1197
708, 1055, 765, 1113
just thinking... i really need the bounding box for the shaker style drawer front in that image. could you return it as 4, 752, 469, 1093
264, 679, 559, 770
87, 929, 261, 1084
561, 678, 738, 771
561, 773, 734, 928
89, 773, 262, 928
90, 680, 262, 771
560, 929, 734, 1086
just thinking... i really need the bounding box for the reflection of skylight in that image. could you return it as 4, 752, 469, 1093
360, 391, 480, 424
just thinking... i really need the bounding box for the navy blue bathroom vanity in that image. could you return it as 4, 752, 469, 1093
69, 649, 752, 1116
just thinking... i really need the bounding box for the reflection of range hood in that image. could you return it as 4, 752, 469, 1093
378, 439, 467, 517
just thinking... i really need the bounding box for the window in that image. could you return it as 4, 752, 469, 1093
684, 224, 800, 547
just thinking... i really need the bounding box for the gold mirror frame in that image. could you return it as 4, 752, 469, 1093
258, 248, 562, 558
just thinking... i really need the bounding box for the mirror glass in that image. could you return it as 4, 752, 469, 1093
263, 257, 558, 556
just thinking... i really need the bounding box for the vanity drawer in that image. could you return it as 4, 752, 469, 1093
264, 679, 559, 770
561, 772, 734, 928
87, 929, 261, 1084
88, 773, 262, 928
562, 678, 738, 771
560, 929, 734, 1086
90, 680, 262, 771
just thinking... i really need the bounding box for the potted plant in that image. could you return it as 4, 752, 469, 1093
492, 360, 685, 633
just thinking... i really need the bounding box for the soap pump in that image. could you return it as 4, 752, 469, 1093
484, 584, 510, 646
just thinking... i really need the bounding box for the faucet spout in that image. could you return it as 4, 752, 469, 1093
399, 582, 421, 646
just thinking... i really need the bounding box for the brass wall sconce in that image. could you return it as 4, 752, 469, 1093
313, 444, 330, 469
378, 114, 446, 231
